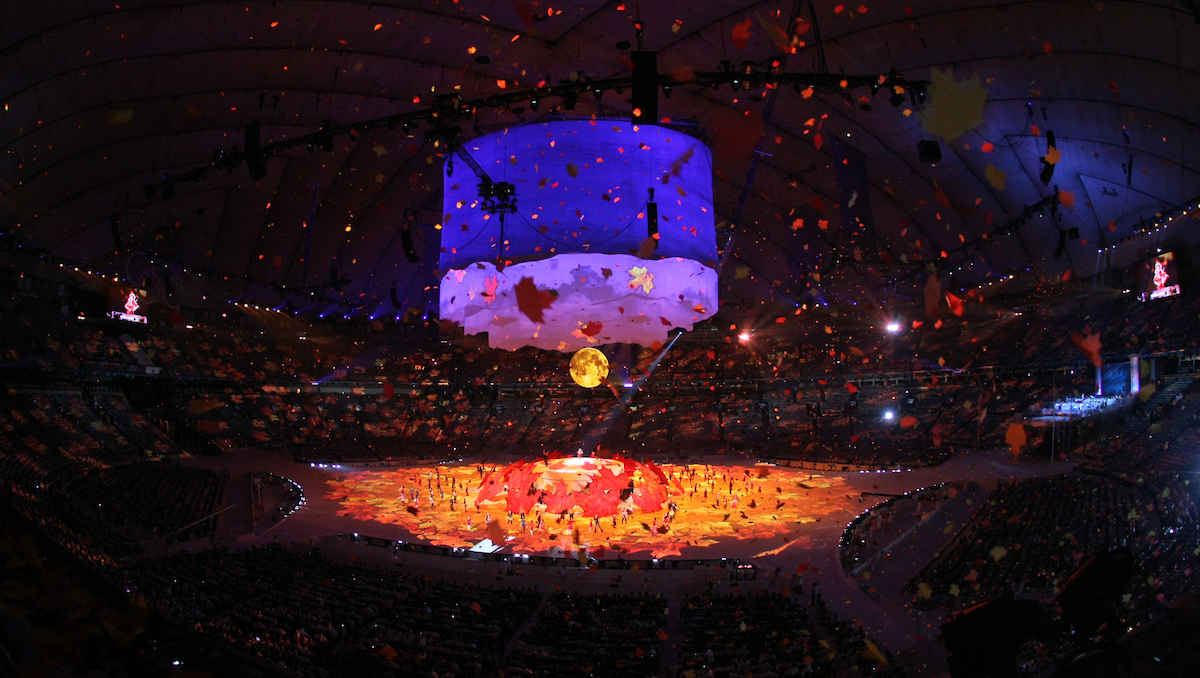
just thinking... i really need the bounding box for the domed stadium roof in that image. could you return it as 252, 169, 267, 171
2, 0, 1197, 324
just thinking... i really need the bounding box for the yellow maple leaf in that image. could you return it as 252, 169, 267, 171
628, 266, 655, 293
918, 67, 988, 141
985, 163, 1007, 190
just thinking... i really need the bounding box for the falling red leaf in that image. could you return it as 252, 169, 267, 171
981, 141, 994, 152
661, 145, 696, 184
845, 383, 858, 394
514, 277, 555, 323
813, 132, 824, 151
1043, 40, 1054, 55
711, 107, 764, 162
933, 185, 951, 208
1057, 189, 1076, 209
580, 322, 603, 337
731, 18, 753, 49
945, 291, 964, 317
806, 195, 827, 211
900, 415, 919, 429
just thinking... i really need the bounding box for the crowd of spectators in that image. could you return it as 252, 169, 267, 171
507, 593, 665, 678
174, 368, 1093, 470
677, 591, 904, 678
2, 288, 1200, 676
839, 483, 967, 573
906, 475, 1148, 610
72, 462, 227, 543
6, 285, 1200, 390
125, 545, 541, 678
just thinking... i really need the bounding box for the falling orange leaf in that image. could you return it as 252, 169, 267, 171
1005, 424, 1027, 455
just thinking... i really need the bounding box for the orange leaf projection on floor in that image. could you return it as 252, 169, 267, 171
326, 462, 852, 558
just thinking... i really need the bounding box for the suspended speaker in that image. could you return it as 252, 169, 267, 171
390, 282, 402, 309
917, 140, 941, 163
400, 225, 419, 263
245, 120, 267, 181
1040, 161, 1055, 186
1054, 230, 1068, 259
630, 51, 658, 124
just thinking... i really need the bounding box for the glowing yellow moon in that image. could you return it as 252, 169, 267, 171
569, 347, 609, 388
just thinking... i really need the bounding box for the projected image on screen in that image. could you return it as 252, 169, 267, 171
1136, 252, 1181, 302
107, 288, 148, 323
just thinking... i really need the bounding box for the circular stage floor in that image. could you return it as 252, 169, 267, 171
183, 448, 1074, 564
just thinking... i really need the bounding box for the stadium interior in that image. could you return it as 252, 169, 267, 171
2, 2, 1200, 677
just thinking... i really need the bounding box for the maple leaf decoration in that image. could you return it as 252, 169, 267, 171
1005, 424, 1027, 455
918, 67, 988, 141
662, 144, 696, 184
924, 274, 943, 317
731, 18, 753, 49
579, 322, 603, 337
1071, 330, 1102, 368
514, 277, 555, 323
945, 291, 965, 317
985, 163, 1007, 190
628, 266, 655, 293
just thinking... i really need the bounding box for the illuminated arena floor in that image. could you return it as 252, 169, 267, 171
183, 448, 1074, 563
324, 461, 854, 558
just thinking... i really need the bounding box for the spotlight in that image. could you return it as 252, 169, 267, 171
738, 331, 751, 344
883, 411, 895, 421
886, 322, 901, 334
662, 85, 672, 98
530, 97, 539, 111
